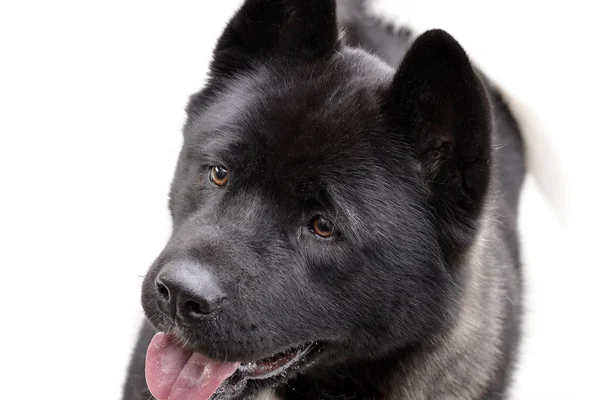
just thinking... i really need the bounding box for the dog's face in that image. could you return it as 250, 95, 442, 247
142, 0, 492, 397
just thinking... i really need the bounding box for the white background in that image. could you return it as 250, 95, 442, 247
1, 1, 599, 399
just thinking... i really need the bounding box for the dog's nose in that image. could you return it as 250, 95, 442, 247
155, 260, 225, 321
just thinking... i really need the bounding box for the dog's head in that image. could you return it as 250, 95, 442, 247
141, 0, 492, 398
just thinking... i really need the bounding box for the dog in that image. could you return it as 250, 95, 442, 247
123, 0, 525, 398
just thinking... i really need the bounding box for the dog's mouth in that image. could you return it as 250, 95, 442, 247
237, 342, 316, 379
145, 332, 318, 400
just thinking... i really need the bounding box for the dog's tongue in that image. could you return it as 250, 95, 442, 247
145, 332, 239, 400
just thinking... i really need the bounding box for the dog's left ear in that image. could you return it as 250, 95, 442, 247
210, 0, 338, 78
385, 30, 492, 257
387, 29, 492, 214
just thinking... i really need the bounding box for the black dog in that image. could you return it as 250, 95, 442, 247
123, 1, 524, 398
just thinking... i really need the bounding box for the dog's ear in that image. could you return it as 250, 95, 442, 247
210, 0, 338, 78
386, 30, 492, 255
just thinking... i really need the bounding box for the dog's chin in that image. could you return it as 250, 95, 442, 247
211, 341, 323, 399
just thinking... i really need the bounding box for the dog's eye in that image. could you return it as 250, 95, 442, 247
209, 165, 228, 187
311, 215, 334, 238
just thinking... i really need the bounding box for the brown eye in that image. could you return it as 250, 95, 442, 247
311, 215, 334, 238
210, 165, 228, 187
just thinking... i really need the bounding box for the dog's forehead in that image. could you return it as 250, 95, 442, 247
186, 49, 394, 171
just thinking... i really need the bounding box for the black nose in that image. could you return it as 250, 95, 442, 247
155, 260, 225, 321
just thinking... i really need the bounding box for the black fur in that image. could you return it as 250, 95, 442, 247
123, 1, 524, 398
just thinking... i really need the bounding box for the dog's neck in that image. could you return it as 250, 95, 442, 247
384, 211, 516, 399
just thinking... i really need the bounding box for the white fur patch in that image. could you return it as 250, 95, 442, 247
496, 86, 567, 222
255, 389, 280, 400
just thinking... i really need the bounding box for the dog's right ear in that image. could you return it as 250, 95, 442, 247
210, 0, 338, 78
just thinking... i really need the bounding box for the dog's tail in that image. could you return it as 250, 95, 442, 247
337, 0, 566, 221
494, 87, 567, 221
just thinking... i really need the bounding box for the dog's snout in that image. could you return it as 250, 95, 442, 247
155, 260, 225, 321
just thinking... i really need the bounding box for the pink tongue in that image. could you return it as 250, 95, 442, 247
145, 332, 239, 400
